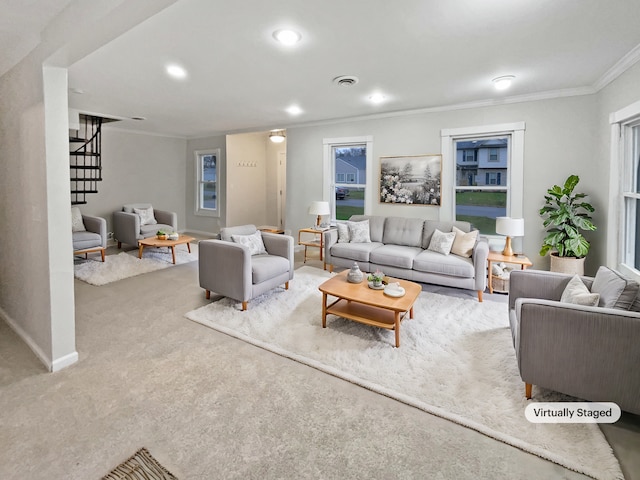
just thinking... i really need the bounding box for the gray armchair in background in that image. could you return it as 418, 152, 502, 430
508, 269, 640, 415
72, 212, 107, 262
113, 203, 177, 248
199, 225, 294, 311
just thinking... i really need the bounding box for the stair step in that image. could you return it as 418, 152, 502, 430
70, 177, 103, 182
70, 165, 101, 170
69, 137, 87, 142
70, 151, 100, 156
71, 190, 98, 194
71, 201, 88, 205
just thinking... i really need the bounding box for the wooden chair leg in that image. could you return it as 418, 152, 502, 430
477, 290, 483, 302
285, 281, 289, 290
100, 249, 105, 262
117, 241, 122, 249
241, 301, 248, 311
205, 290, 210, 300
525, 383, 532, 399
329, 264, 334, 273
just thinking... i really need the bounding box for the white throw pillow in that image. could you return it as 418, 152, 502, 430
427, 229, 456, 255
231, 230, 267, 255
336, 223, 350, 243
348, 220, 371, 243
134, 206, 157, 226
560, 275, 600, 306
71, 207, 85, 232
450, 226, 478, 258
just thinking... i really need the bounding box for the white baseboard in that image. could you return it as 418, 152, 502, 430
0, 306, 78, 372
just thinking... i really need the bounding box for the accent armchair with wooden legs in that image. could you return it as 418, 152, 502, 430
72, 213, 107, 262
199, 225, 294, 311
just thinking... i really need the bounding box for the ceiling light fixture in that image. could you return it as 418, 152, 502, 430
273, 29, 301, 46
492, 75, 515, 90
369, 93, 386, 104
286, 105, 303, 115
166, 64, 187, 79
269, 130, 286, 143
333, 75, 359, 87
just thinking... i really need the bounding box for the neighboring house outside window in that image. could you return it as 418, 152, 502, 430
194, 148, 221, 217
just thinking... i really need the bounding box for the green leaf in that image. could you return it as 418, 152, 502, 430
563, 175, 579, 195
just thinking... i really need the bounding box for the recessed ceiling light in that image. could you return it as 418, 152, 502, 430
286, 105, 303, 115
369, 93, 386, 104
333, 75, 359, 86
273, 29, 301, 46
269, 130, 286, 143
166, 64, 187, 79
492, 75, 515, 90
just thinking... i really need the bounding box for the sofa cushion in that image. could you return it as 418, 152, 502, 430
369, 245, 423, 269
72, 231, 102, 250
140, 223, 174, 237
591, 266, 639, 309
330, 242, 384, 263
337, 223, 350, 243
348, 220, 371, 243
382, 217, 424, 247
413, 250, 474, 278
422, 220, 472, 249
251, 254, 290, 284
71, 207, 85, 232
451, 226, 478, 258
427, 229, 456, 255
560, 275, 600, 306
349, 215, 386, 243
232, 230, 267, 256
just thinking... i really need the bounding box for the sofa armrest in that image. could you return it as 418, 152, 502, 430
199, 239, 252, 302
154, 209, 178, 230
262, 233, 294, 278
113, 211, 140, 246
323, 229, 338, 262
509, 270, 583, 310
514, 298, 640, 413
471, 236, 489, 291
82, 215, 107, 248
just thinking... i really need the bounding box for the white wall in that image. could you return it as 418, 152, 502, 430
81, 128, 187, 234
286, 95, 600, 272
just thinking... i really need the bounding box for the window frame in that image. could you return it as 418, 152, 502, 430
609, 100, 640, 280
441, 122, 525, 239
194, 148, 221, 218
323, 136, 373, 222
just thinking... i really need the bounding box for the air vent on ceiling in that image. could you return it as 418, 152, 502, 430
333, 75, 359, 86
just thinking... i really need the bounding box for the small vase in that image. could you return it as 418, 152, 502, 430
347, 262, 364, 283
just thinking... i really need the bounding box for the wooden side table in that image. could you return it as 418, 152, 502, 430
298, 228, 328, 263
487, 251, 533, 294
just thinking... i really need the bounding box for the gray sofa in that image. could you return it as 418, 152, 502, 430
509, 269, 640, 415
323, 215, 489, 301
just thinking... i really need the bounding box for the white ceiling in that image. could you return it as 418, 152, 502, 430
5, 0, 640, 138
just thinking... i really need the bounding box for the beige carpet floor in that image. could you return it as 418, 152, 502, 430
0, 242, 639, 479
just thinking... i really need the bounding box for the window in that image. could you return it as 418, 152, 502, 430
464, 150, 475, 162
442, 122, 525, 236
323, 136, 373, 221
623, 124, 640, 270
194, 148, 221, 217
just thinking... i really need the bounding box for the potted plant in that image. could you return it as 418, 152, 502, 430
367, 270, 385, 288
539, 174, 596, 275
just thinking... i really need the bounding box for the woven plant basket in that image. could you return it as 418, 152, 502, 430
550, 253, 585, 276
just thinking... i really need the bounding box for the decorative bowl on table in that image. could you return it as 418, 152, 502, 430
157, 234, 167, 240
167, 232, 179, 240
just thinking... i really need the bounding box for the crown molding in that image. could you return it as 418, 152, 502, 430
593, 42, 640, 92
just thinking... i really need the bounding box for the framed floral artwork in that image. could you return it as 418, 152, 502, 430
379, 154, 442, 205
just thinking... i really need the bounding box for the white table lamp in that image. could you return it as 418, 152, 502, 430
308, 201, 330, 226
495, 217, 524, 257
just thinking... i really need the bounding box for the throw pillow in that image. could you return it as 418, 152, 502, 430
560, 275, 600, 306
590, 266, 640, 309
450, 226, 478, 258
337, 223, 350, 243
231, 230, 267, 256
348, 220, 371, 243
427, 229, 456, 255
134, 206, 157, 226
71, 207, 85, 232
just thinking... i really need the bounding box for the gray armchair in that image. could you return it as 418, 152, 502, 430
113, 203, 177, 248
508, 269, 640, 415
73, 214, 107, 262
199, 225, 294, 311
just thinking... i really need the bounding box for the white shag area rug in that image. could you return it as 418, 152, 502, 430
185, 266, 623, 480
74, 244, 198, 286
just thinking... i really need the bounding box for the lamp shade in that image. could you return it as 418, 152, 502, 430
308, 201, 330, 216
495, 217, 524, 237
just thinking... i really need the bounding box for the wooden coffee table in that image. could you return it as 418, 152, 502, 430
318, 270, 422, 347
138, 235, 195, 264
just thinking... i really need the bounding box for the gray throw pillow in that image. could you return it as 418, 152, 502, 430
134, 206, 157, 226
590, 266, 640, 309
560, 275, 600, 306
348, 220, 371, 243
427, 229, 456, 255
336, 223, 350, 243
231, 230, 267, 255
71, 207, 85, 232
